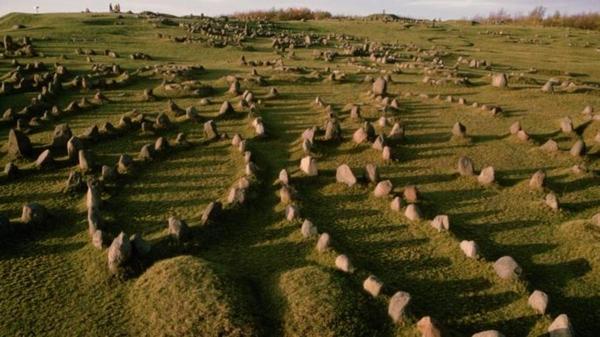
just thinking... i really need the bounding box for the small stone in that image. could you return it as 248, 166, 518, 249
363, 275, 383, 297
478, 166, 495, 185
472, 331, 505, 337
493, 256, 521, 280
201, 201, 222, 225
569, 139, 585, 157
301, 219, 318, 238
405, 204, 422, 221
416, 316, 443, 337
167, 216, 190, 242
403, 185, 419, 202
336, 164, 357, 187
277, 169, 289, 185
452, 122, 467, 138
460, 240, 479, 258
316, 233, 331, 252
560, 117, 573, 133
335, 254, 354, 273
491, 73, 508, 88
374, 180, 393, 198
35, 149, 54, 169
107, 232, 131, 274
509, 121, 521, 134
431, 215, 450, 231
528, 290, 549, 314
548, 314, 573, 337
382, 146, 392, 161
529, 170, 545, 190
285, 204, 300, 221
365, 164, 380, 183
540, 140, 559, 152
390, 197, 403, 211
545, 192, 559, 211
388, 291, 411, 323
203, 120, 219, 140
299, 156, 318, 176
457, 156, 474, 176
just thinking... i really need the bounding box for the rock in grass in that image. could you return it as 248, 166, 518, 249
203, 120, 219, 140
388, 291, 411, 323
452, 122, 467, 138
79, 149, 93, 172
285, 204, 300, 221
478, 166, 495, 185
107, 232, 131, 274
201, 201, 222, 225
167, 216, 190, 242
279, 185, 294, 204
35, 149, 54, 169
457, 156, 474, 176
301, 219, 318, 238
365, 164, 380, 183
353, 127, 369, 144
540, 139, 559, 152
372, 76, 387, 96
569, 139, 585, 157
277, 169, 290, 185
374, 180, 393, 197
592, 213, 600, 227
363, 275, 383, 297
336, 164, 357, 187
299, 156, 318, 176
509, 121, 521, 135
316, 233, 331, 252
548, 314, 573, 337
529, 170, 545, 190
4, 162, 18, 179
416, 316, 443, 337
431, 215, 450, 231
67, 136, 84, 161
472, 331, 505, 337
382, 146, 392, 161
403, 185, 419, 202
92, 229, 109, 249
545, 192, 559, 211
405, 204, 422, 221
335, 254, 354, 273
582, 105, 593, 115
560, 117, 573, 133
528, 290, 549, 314
491, 73, 508, 88
460, 240, 479, 258
117, 154, 133, 174
390, 197, 403, 211
493, 256, 521, 280
217, 100, 234, 117
21, 203, 47, 226
7, 128, 32, 158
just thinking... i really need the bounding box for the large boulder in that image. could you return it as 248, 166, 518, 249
493, 256, 521, 280
107, 232, 132, 274
7, 128, 32, 158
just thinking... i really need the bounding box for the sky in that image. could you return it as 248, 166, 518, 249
0, 0, 598, 20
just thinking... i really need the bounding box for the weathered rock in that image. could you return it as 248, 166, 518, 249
107, 232, 131, 274
372, 76, 388, 96
416, 316, 443, 337
353, 127, 369, 144
277, 169, 289, 185
582, 105, 594, 115
372, 135, 386, 151
335, 254, 354, 273
51, 124, 72, 148
299, 156, 318, 176
457, 156, 474, 176
388, 291, 411, 323
227, 187, 246, 205
569, 139, 585, 157
493, 256, 521, 280
201, 201, 222, 225
478, 166, 495, 185
405, 204, 422, 221
374, 180, 393, 197
363, 275, 383, 297
86, 183, 101, 210
138, 144, 154, 161
279, 185, 294, 204
560, 117, 573, 133
390, 196, 403, 211
548, 314, 573, 337
460, 240, 479, 258
92, 229, 109, 249
316, 232, 331, 252
78, 149, 93, 172
545, 192, 559, 211
117, 154, 133, 174
365, 164, 380, 183
203, 120, 218, 140
389, 123, 404, 141
452, 122, 466, 138
21, 203, 47, 226
509, 121, 521, 135
382, 146, 392, 161
472, 331, 504, 337
7, 128, 32, 158
431, 215, 450, 231
285, 204, 300, 221
218, 101, 234, 117
336, 164, 357, 187
4, 162, 18, 179
167, 216, 190, 242
491, 73, 508, 88
528, 290, 549, 314
35, 149, 54, 169
301, 219, 318, 238
540, 139, 559, 152
529, 170, 545, 190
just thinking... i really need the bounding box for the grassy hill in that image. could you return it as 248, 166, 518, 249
0, 11, 599, 337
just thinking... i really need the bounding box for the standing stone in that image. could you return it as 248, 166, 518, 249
92, 229, 109, 249
86, 183, 101, 210
285, 204, 300, 221
388, 291, 411, 323
452, 122, 467, 138
363, 275, 383, 297
582, 105, 593, 115
372, 135, 386, 151
51, 124, 72, 148
529, 170, 545, 190
7, 128, 32, 158
138, 144, 154, 161
478, 166, 495, 185
403, 185, 419, 203
560, 117, 573, 133
301, 219, 318, 238
472, 331, 505, 337
35, 149, 54, 169
569, 139, 585, 157
528, 290, 549, 314
509, 121, 521, 134
107, 232, 131, 274
457, 156, 474, 176
493, 256, 521, 280
431, 215, 450, 231
117, 154, 133, 174
67, 136, 84, 161
336, 164, 357, 187
405, 204, 422, 221
382, 146, 392, 161
353, 127, 369, 144
365, 164, 380, 183
390, 197, 403, 211
540, 139, 559, 152
335, 254, 354, 273
374, 180, 393, 197
316, 233, 331, 252
203, 120, 218, 140
460, 240, 479, 258
350, 105, 361, 120
279, 185, 294, 204
21, 203, 47, 226
299, 156, 318, 176
79, 149, 93, 172
167, 216, 190, 242
4, 162, 18, 179
491, 73, 508, 88
548, 314, 573, 337
218, 101, 234, 117
372, 76, 387, 96
545, 192, 559, 211
201, 201, 222, 225
416, 316, 443, 337
277, 169, 289, 185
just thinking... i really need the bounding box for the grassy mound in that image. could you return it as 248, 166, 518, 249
128, 256, 260, 337
278, 266, 381, 337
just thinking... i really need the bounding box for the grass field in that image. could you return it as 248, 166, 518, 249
0, 11, 599, 337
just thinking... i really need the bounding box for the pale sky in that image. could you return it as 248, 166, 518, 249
0, 0, 598, 20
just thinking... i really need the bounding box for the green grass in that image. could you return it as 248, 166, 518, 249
0, 11, 599, 337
